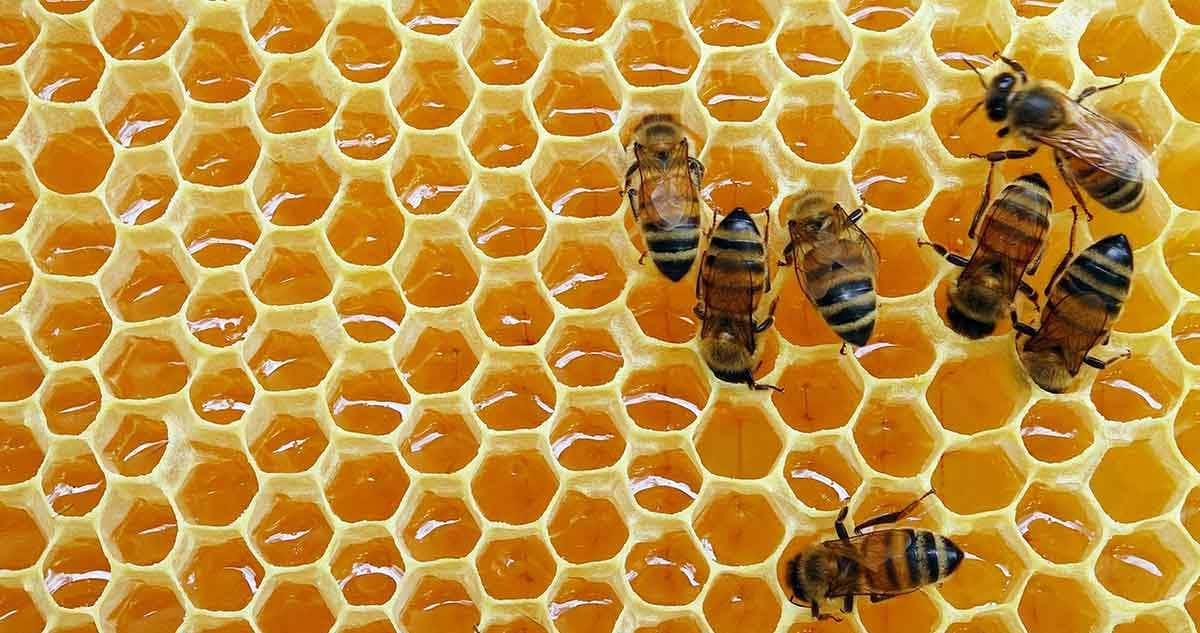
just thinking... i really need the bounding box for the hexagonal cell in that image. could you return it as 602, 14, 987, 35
694, 405, 778, 483
0, 70, 25, 140
545, 490, 627, 565
843, 0, 917, 30
1015, 482, 1102, 564
44, 532, 112, 608
689, 0, 777, 46
41, 443, 106, 516
0, 585, 45, 632
179, 22, 261, 103
335, 90, 397, 160
628, 449, 703, 513
400, 406, 478, 473
0, 153, 36, 235
335, 283, 402, 346
398, 240, 478, 310
1113, 254, 1176, 332
534, 50, 620, 136
102, 245, 192, 323
1093, 438, 1185, 523
177, 535, 266, 611
247, 398, 329, 474
102, 329, 191, 400
395, 0, 467, 34
622, 357, 709, 432
0, 5, 38, 65
938, 525, 1027, 609
703, 574, 779, 633
476, 535, 556, 600
95, 0, 185, 60
854, 395, 939, 477
464, 98, 539, 168
0, 329, 42, 404
546, 578, 621, 632
1020, 399, 1095, 463
933, 441, 1026, 515
858, 591, 941, 633
1080, 3, 1174, 78
26, 25, 104, 103
870, 226, 938, 298
186, 278, 257, 348
98, 66, 181, 149
390, 41, 472, 129
539, 236, 626, 309
250, 490, 333, 566
254, 577, 336, 633
396, 324, 479, 395
248, 235, 334, 306
330, 531, 404, 606
30, 282, 112, 362
1167, 219, 1200, 294
700, 142, 777, 215
1091, 347, 1182, 422
0, 246, 31, 315
1163, 34, 1200, 123
777, 85, 859, 165
1177, 391, 1200, 472
324, 448, 409, 522
247, 0, 331, 53
41, 368, 101, 436
852, 133, 933, 211
1175, 304, 1200, 365
625, 531, 710, 606
28, 109, 115, 195
175, 440, 258, 526
100, 576, 185, 633
254, 150, 339, 226
103, 151, 177, 227
784, 442, 863, 511
99, 411, 168, 476
464, 3, 543, 86
325, 179, 403, 265
1018, 573, 1101, 633
482, 618, 549, 633
472, 357, 557, 430
693, 492, 783, 565
174, 113, 261, 187
391, 135, 471, 215
470, 180, 545, 259
0, 413, 43, 482
189, 363, 255, 426
928, 347, 1030, 434
543, 322, 622, 388
28, 198, 114, 278
540, 0, 614, 40
944, 614, 1021, 633
548, 402, 625, 471
1012, 0, 1061, 17
1097, 526, 1188, 603
854, 311, 937, 378
1115, 612, 1190, 633
255, 59, 339, 134
626, 274, 702, 343
399, 576, 479, 633
401, 491, 479, 562
931, 2, 1009, 70
475, 278, 554, 346
472, 448, 558, 525
325, 364, 410, 435
0, 498, 47, 570
698, 50, 775, 123
40, 0, 92, 14
101, 485, 177, 566
328, 6, 400, 83
532, 141, 624, 219
179, 189, 261, 268
772, 357, 863, 432
614, 4, 699, 87
776, 7, 850, 78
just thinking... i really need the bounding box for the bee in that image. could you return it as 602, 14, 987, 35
785, 491, 963, 621
962, 55, 1153, 216
695, 207, 780, 391
1012, 233, 1133, 393
918, 170, 1052, 339
624, 113, 705, 282
780, 192, 878, 350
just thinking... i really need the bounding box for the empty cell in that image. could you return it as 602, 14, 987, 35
399, 576, 479, 633
178, 536, 266, 611
179, 27, 261, 103
41, 369, 101, 435
0, 158, 35, 234
176, 442, 258, 526
181, 190, 262, 268
696, 402, 782, 479
548, 491, 628, 564
692, 492, 784, 565
324, 450, 409, 522
703, 575, 780, 633
327, 7, 400, 83
402, 491, 480, 561
396, 0, 468, 35
626, 275, 703, 344
628, 449, 703, 513
330, 533, 404, 605
96, 0, 185, 60
100, 412, 168, 477
186, 283, 257, 347
854, 397, 938, 477
398, 326, 479, 394
540, 0, 615, 40
400, 407, 478, 473
102, 332, 190, 400
700, 146, 777, 215
1092, 439, 1184, 523
477, 536, 556, 600
784, 443, 863, 511
251, 492, 333, 565
625, 531, 710, 606
248, 0, 331, 53
254, 579, 336, 633
937, 526, 1028, 609
1020, 400, 1095, 463
472, 449, 558, 524
335, 92, 397, 160
326, 178, 404, 264
1018, 574, 1100, 633
327, 367, 410, 435
615, 11, 700, 87
928, 348, 1030, 434
843, 0, 918, 31
249, 410, 328, 474
102, 488, 177, 565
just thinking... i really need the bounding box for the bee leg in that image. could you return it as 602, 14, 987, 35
688, 156, 705, 190
762, 206, 774, 294
779, 240, 795, 267
1018, 282, 1040, 308
625, 161, 640, 220
840, 342, 848, 356
835, 506, 851, 540
755, 297, 779, 333
1075, 74, 1127, 104
693, 302, 706, 320
994, 52, 1028, 83
845, 205, 867, 224
638, 250, 649, 265
854, 490, 937, 533
870, 593, 898, 603
917, 239, 971, 268
842, 594, 855, 614
1055, 154, 1095, 221
1011, 310, 1038, 338
748, 378, 783, 393
967, 157, 998, 239
1043, 205, 1081, 296
1084, 349, 1132, 370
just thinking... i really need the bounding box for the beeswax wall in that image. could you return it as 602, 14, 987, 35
1, 0, 1200, 632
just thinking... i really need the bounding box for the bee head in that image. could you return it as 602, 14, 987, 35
946, 280, 1002, 339
986, 72, 1017, 121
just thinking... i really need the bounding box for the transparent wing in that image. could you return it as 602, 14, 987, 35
1030, 100, 1155, 181
1026, 290, 1112, 373
636, 140, 700, 229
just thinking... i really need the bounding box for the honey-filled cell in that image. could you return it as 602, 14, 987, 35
249, 0, 330, 54
549, 578, 623, 633
0, 586, 45, 633
328, 8, 401, 83
1015, 483, 1101, 564
615, 14, 700, 87
853, 396, 938, 477
1020, 400, 1095, 463
858, 590, 941, 633
692, 492, 784, 565
1091, 439, 1184, 523
854, 312, 937, 379
251, 493, 333, 566
622, 362, 709, 432
41, 369, 101, 435
467, 12, 542, 86
324, 450, 409, 522
472, 359, 557, 429
541, 0, 615, 41
43, 530, 110, 608
250, 412, 328, 474
399, 576, 479, 633
783, 443, 863, 511
0, 249, 31, 314
626, 275, 703, 344
178, 536, 265, 612
0, 6, 38, 66
470, 191, 546, 258
1090, 352, 1182, 422
0, 159, 36, 235
0, 502, 46, 570
476, 535, 556, 600
548, 491, 628, 564
625, 531, 710, 606
928, 347, 1030, 434
104, 489, 178, 566
101, 413, 168, 477
402, 491, 480, 561
327, 366, 410, 435
846, 59, 928, 122
42, 449, 106, 516
696, 402, 783, 479
398, 326, 479, 395
254, 579, 336, 633
1018, 573, 1100, 633
628, 449, 702, 514
776, 92, 860, 165
400, 408, 478, 474
471, 449, 558, 524
773, 357, 863, 432
330, 534, 404, 606
776, 15, 850, 77
937, 527, 1027, 609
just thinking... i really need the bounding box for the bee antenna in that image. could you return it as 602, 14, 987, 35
952, 100, 984, 132
962, 57, 988, 90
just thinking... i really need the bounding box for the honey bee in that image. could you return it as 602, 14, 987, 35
918, 171, 1052, 339
780, 192, 878, 350
695, 207, 779, 391
963, 55, 1153, 216
1012, 233, 1133, 393
624, 113, 705, 282
786, 491, 963, 621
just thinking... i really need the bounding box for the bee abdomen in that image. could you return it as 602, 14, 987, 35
644, 223, 700, 281
1070, 157, 1144, 212
905, 530, 963, 587
813, 276, 876, 346
1062, 234, 1133, 314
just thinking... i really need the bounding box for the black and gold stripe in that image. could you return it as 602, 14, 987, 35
1067, 154, 1144, 213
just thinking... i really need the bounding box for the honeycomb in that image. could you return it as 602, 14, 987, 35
1, 0, 1200, 632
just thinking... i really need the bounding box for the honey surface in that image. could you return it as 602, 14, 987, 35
0, 1, 1198, 633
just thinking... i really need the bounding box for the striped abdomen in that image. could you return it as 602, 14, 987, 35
974, 173, 1052, 287
858, 529, 964, 594
643, 216, 700, 281
1061, 152, 1144, 213
802, 238, 876, 347
702, 209, 766, 317
1055, 233, 1133, 329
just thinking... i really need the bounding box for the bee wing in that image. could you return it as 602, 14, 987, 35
636, 140, 701, 229
1026, 289, 1112, 373
1030, 100, 1155, 181
960, 186, 1045, 293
